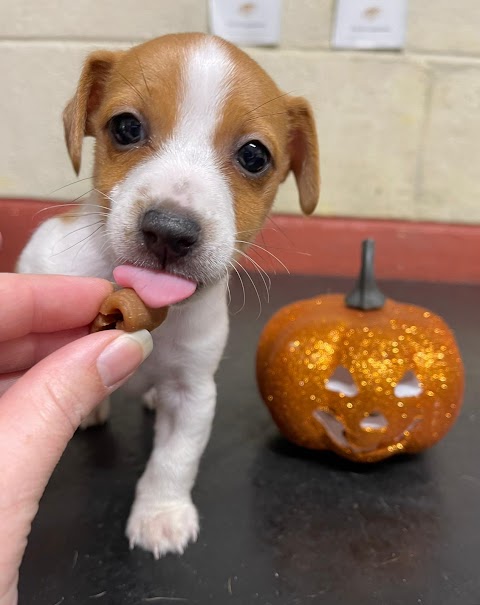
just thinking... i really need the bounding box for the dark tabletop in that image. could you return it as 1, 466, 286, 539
20, 274, 480, 605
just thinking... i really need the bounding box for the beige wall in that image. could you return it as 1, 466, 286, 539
1, 1, 479, 223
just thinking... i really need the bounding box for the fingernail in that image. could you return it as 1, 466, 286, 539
97, 330, 153, 388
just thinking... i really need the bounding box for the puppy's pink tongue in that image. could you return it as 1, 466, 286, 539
113, 265, 197, 308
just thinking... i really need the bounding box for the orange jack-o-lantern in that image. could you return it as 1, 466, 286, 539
257, 240, 465, 462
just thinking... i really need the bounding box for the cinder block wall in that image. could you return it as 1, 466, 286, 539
1, 1, 479, 223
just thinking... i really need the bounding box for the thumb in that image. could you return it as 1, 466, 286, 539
0, 329, 152, 605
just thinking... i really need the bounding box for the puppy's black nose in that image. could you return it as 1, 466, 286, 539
141, 209, 201, 261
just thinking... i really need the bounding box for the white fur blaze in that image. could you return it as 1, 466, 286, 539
175, 38, 235, 147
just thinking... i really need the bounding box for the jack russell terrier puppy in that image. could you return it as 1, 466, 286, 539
18, 33, 320, 558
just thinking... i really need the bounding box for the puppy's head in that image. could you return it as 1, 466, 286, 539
64, 33, 319, 294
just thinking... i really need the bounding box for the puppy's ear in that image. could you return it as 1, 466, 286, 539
286, 96, 320, 215
63, 50, 119, 175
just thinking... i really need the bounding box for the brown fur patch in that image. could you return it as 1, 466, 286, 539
212, 38, 320, 252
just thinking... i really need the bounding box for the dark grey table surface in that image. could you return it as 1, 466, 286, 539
20, 274, 480, 605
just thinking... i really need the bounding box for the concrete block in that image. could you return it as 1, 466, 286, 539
407, 0, 480, 55
419, 64, 480, 222
249, 49, 429, 220
0, 0, 207, 41
281, 0, 333, 49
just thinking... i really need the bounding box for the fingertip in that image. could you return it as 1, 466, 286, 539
96, 329, 153, 388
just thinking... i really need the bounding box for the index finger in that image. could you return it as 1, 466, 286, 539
0, 273, 114, 342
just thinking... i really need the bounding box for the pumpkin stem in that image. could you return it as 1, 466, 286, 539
345, 239, 386, 310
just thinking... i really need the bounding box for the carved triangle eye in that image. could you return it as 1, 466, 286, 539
325, 366, 359, 397
394, 370, 423, 398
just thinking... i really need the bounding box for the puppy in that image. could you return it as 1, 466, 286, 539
18, 33, 320, 557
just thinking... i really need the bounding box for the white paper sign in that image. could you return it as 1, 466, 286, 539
209, 0, 282, 47
332, 0, 408, 50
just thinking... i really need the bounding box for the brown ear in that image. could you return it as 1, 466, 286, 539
63, 50, 119, 175
286, 96, 320, 215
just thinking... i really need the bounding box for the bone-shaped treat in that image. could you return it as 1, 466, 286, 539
90, 288, 168, 333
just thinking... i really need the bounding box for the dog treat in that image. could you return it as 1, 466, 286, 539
90, 288, 168, 333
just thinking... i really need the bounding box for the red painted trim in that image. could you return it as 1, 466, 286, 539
0, 199, 478, 283
252, 215, 480, 284
0, 199, 64, 272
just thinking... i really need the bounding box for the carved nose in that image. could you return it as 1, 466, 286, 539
141, 209, 201, 261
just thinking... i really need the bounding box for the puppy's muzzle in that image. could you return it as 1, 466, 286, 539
141, 209, 201, 263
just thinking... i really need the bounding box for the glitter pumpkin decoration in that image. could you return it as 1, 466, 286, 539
256, 240, 464, 462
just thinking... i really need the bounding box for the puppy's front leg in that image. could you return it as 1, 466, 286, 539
126, 374, 216, 558
80, 398, 111, 429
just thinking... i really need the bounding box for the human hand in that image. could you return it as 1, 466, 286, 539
0, 272, 153, 605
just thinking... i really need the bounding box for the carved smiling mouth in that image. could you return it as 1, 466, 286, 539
313, 365, 425, 455
313, 408, 422, 454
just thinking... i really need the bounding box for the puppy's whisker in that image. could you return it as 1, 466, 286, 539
244, 111, 290, 123
94, 190, 113, 201
234, 248, 271, 303
93, 188, 116, 204
236, 248, 271, 286
224, 272, 232, 306
239, 253, 271, 304
68, 188, 95, 206
228, 261, 246, 315
51, 224, 105, 257
232, 258, 262, 319
73, 226, 107, 265
245, 243, 276, 275
48, 175, 93, 195
266, 214, 299, 251
58, 212, 110, 222
61, 202, 107, 210
99, 239, 112, 256
33, 195, 103, 219
73, 211, 110, 218
234, 227, 278, 236
233, 227, 265, 238
134, 50, 152, 98
56, 220, 105, 243
235, 240, 290, 274
243, 91, 293, 117
233, 226, 284, 270
253, 219, 310, 264
114, 68, 146, 103
121, 145, 143, 154
250, 243, 312, 256
236, 231, 274, 273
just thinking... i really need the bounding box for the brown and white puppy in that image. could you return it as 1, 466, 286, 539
18, 33, 319, 557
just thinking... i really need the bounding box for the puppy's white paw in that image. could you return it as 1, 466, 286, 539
142, 387, 157, 411
80, 399, 110, 429
126, 499, 199, 558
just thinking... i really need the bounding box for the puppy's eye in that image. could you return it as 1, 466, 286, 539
108, 113, 145, 147
236, 140, 271, 174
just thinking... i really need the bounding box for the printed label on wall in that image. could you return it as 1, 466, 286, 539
209, 0, 282, 46
332, 0, 408, 50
